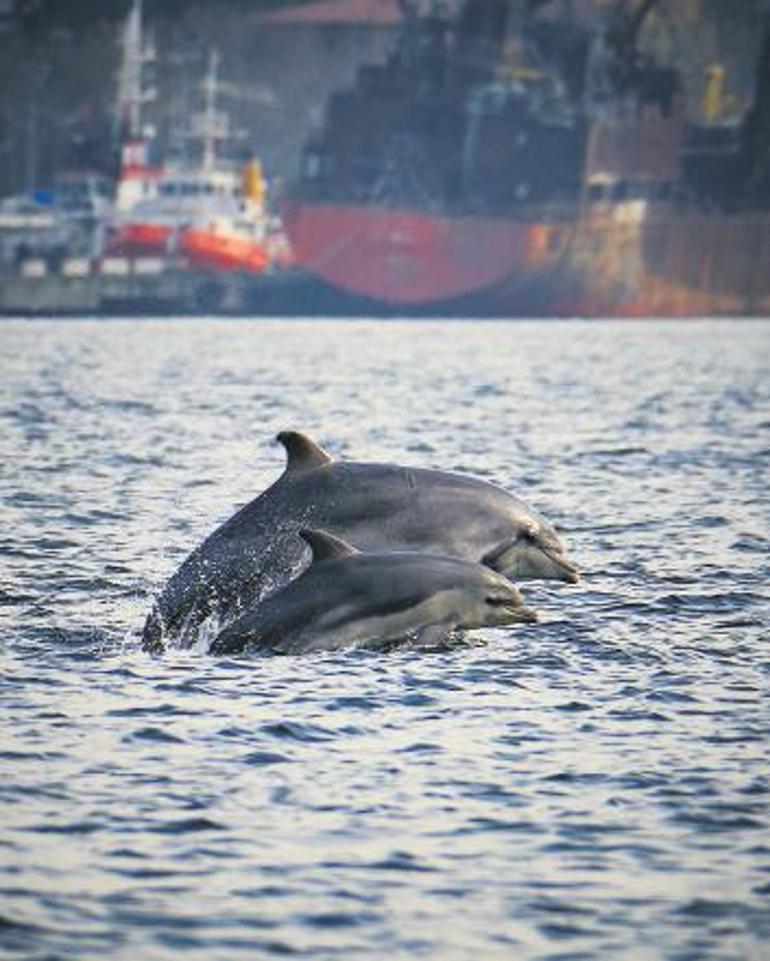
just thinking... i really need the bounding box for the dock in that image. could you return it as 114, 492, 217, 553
0, 257, 315, 316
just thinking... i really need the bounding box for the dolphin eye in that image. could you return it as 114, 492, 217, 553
485, 595, 510, 607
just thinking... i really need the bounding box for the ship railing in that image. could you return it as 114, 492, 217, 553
9, 255, 171, 280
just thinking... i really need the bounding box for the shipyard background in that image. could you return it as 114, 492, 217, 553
1, 0, 770, 315
1, 1, 769, 200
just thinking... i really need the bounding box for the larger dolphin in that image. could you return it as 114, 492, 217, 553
210, 529, 538, 656
142, 430, 578, 652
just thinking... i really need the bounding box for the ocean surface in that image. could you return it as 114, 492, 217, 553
1, 317, 768, 961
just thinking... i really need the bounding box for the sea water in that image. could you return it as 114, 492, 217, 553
1, 318, 768, 960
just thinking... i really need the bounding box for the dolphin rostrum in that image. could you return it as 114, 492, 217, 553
142, 430, 578, 652
209, 529, 538, 656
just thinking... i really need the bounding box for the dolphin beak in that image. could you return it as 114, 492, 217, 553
548, 551, 580, 584
508, 603, 539, 624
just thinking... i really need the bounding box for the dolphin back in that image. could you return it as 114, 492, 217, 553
142, 448, 565, 653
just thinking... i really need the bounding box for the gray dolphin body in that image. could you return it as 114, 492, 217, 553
209, 529, 538, 656
142, 431, 578, 652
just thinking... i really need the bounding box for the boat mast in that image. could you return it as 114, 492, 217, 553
114, 0, 158, 206
605, 0, 660, 64
117, 0, 144, 140
201, 49, 220, 172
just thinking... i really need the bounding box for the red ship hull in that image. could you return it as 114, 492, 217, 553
281, 198, 569, 306
283, 197, 770, 317
106, 223, 271, 274
180, 229, 269, 273
107, 222, 173, 256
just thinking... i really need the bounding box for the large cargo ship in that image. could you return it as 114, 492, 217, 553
282, 0, 770, 316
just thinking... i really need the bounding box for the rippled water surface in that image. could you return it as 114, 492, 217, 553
1, 318, 769, 960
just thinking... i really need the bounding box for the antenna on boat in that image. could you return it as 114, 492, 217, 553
119, 0, 142, 139
116, 0, 156, 149
117, 0, 154, 138
202, 49, 219, 171
193, 49, 236, 171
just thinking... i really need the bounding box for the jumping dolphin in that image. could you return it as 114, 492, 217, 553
209, 529, 538, 656
142, 430, 578, 652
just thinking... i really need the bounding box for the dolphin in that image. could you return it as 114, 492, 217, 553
142, 430, 577, 652
209, 529, 538, 656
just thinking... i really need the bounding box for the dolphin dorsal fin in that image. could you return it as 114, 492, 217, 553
299, 528, 359, 563
277, 431, 334, 473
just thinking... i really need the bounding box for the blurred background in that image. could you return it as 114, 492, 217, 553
1, 0, 769, 316
1, 0, 768, 197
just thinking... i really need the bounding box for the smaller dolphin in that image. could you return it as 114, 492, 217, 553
209, 528, 538, 656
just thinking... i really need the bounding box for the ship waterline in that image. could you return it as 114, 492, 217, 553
282, 197, 574, 306
283, 195, 770, 316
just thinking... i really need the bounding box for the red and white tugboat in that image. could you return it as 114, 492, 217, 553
106, 1, 280, 274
